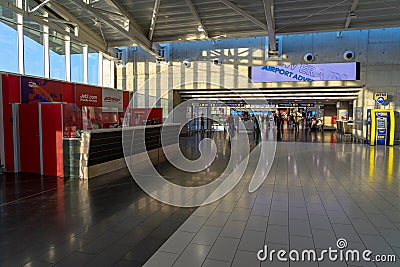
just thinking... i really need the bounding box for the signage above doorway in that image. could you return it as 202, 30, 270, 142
250, 62, 360, 82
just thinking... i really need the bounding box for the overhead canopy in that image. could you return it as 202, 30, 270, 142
15, 0, 400, 56
50, 0, 400, 55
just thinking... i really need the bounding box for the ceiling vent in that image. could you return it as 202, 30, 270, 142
343, 50, 355, 61
303, 52, 315, 63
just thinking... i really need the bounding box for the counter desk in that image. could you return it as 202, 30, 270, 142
64, 124, 181, 179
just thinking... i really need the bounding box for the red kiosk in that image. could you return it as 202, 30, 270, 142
0, 73, 133, 177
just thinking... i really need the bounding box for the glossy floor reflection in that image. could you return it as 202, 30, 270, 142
145, 142, 400, 267
1, 134, 400, 266
276, 128, 344, 143
0, 168, 196, 266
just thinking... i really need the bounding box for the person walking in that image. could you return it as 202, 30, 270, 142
200, 113, 205, 132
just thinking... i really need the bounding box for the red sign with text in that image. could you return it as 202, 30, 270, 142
75, 84, 102, 108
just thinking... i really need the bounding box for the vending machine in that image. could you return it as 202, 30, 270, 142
366, 109, 395, 146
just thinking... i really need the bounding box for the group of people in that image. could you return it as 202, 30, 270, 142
196, 111, 323, 138
273, 112, 324, 131
225, 114, 261, 136
273, 113, 302, 130
308, 117, 324, 131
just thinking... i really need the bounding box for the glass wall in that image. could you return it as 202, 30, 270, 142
0, 6, 18, 73
102, 57, 112, 88
0, 20, 18, 73
0, 6, 115, 87
88, 48, 99, 85
24, 27, 44, 77
71, 42, 84, 83
49, 32, 66, 80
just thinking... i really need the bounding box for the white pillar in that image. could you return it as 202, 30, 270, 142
98, 52, 103, 86
110, 61, 115, 88
16, 0, 24, 74
83, 45, 88, 84
65, 30, 71, 82
43, 27, 49, 78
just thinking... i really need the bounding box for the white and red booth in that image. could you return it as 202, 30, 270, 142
0, 73, 130, 177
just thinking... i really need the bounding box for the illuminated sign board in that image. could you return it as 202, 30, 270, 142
250, 62, 359, 82
227, 103, 245, 107
298, 103, 315, 107
373, 92, 387, 100
277, 103, 314, 108
200, 102, 245, 107
373, 92, 387, 105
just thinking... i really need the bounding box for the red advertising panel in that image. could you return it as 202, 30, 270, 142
123, 91, 129, 109
75, 84, 102, 108
19, 104, 40, 173
7, 74, 21, 103
1, 74, 15, 171
40, 103, 63, 177
62, 82, 74, 103
21, 76, 63, 103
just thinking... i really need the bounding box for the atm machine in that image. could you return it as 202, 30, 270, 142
366, 109, 395, 146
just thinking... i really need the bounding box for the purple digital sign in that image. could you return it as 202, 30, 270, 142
251, 62, 359, 82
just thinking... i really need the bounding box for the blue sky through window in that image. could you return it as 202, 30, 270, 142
0, 21, 18, 73
24, 32, 44, 77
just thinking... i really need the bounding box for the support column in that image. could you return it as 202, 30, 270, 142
98, 52, 103, 86
16, 0, 24, 74
83, 45, 88, 84
65, 29, 71, 82
110, 60, 115, 88
43, 26, 50, 78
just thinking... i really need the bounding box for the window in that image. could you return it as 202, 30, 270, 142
71, 42, 84, 83
0, 6, 18, 73
24, 27, 44, 77
49, 33, 66, 80
88, 48, 99, 85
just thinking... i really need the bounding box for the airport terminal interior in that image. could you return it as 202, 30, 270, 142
1, 0, 400, 266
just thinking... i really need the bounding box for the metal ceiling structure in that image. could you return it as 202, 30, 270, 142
2, 0, 398, 104
9, 0, 400, 56
178, 86, 362, 104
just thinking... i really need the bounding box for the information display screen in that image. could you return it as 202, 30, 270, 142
250, 62, 359, 82
377, 120, 386, 128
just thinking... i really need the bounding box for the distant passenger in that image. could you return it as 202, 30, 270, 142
200, 114, 205, 132
227, 114, 235, 138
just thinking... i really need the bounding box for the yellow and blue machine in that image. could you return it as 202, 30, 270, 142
366, 109, 395, 146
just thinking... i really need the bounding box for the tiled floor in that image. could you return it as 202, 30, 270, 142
0, 169, 197, 266
145, 141, 400, 267
1, 131, 400, 266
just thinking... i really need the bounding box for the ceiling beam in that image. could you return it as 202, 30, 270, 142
263, 0, 276, 53
184, 0, 209, 38
218, 0, 267, 30
148, 0, 161, 41
69, 0, 158, 57
0, 0, 107, 51
103, 0, 160, 51
46, 1, 108, 51
344, 0, 359, 28
107, 40, 136, 47
28, 0, 52, 13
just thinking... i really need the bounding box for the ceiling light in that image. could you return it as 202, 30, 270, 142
197, 26, 204, 32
